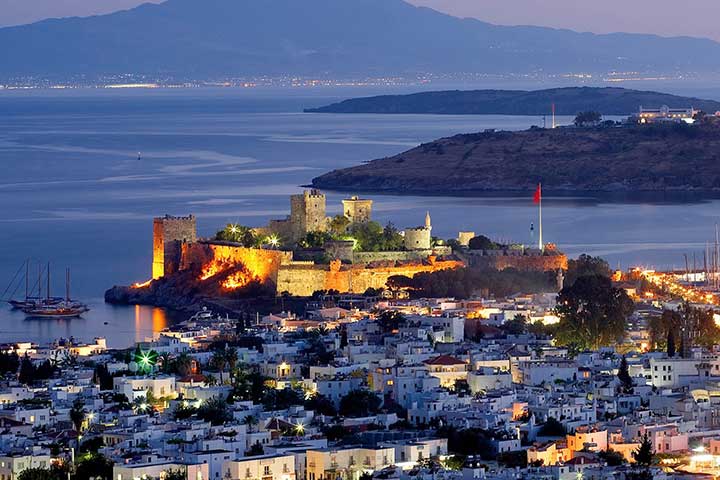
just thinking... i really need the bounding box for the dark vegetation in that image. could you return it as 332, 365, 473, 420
388, 267, 556, 299
307, 87, 720, 116
313, 122, 720, 194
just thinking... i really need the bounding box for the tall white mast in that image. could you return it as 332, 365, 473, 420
538, 184, 543, 251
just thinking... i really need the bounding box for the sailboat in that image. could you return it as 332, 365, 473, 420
6, 261, 63, 309
22, 264, 89, 318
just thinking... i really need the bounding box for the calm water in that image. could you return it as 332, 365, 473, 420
2, 86, 720, 347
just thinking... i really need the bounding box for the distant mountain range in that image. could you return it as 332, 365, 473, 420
305, 87, 720, 116
3, 0, 720, 80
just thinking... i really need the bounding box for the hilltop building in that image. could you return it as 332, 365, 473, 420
638, 105, 697, 124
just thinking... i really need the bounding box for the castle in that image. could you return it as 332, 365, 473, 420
261, 189, 433, 251
148, 190, 566, 297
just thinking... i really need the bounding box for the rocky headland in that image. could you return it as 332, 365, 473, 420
312, 122, 720, 195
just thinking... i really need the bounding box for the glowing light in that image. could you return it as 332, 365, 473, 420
294, 421, 305, 435
132, 280, 152, 289
267, 235, 280, 247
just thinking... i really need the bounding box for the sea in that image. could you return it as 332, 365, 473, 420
2, 83, 720, 347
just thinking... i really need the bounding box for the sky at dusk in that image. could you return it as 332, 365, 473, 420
1, 0, 719, 42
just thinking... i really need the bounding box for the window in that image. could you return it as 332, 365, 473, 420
263, 466, 271, 476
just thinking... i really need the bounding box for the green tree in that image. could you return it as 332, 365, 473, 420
246, 442, 264, 456
74, 453, 113, 480
262, 388, 304, 411
632, 433, 654, 468
503, 314, 528, 335
339, 390, 382, 417
442, 455, 467, 471
574, 111, 602, 127
667, 329, 676, 357
468, 235, 499, 251
377, 310, 406, 334
173, 353, 193, 377
599, 449, 626, 466
230, 364, 269, 403
565, 254, 611, 287
70, 400, 87, 433
554, 275, 634, 351
17, 468, 60, 480
0, 351, 19, 376
538, 417, 566, 437
299, 231, 334, 249
329, 215, 351, 236
163, 468, 187, 480
215, 224, 258, 247
173, 402, 198, 420
618, 356, 633, 393
93, 364, 114, 391
304, 393, 337, 416
197, 396, 232, 426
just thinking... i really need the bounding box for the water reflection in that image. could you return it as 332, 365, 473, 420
133, 304, 169, 343
0, 302, 176, 349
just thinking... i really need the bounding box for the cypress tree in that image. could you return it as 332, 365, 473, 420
667, 330, 676, 357
617, 355, 633, 393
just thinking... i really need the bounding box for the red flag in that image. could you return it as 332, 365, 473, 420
533, 184, 542, 204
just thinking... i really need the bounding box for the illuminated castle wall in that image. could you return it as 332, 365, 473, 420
276, 257, 465, 297
152, 215, 197, 279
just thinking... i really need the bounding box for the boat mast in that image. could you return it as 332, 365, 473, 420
38, 263, 42, 299
46, 261, 50, 301
66, 268, 70, 302
25, 260, 29, 301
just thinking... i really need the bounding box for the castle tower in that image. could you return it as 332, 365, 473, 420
404, 212, 433, 251
342, 196, 373, 225
290, 189, 327, 241
152, 215, 197, 279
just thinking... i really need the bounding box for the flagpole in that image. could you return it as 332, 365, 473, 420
538, 183, 543, 251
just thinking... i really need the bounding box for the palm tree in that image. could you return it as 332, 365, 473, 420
224, 347, 238, 380
210, 350, 229, 384
242, 415, 259, 433
69, 400, 86, 433
174, 353, 193, 377
158, 353, 172, 374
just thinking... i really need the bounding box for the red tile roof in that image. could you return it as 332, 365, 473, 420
424, 355, 465, 366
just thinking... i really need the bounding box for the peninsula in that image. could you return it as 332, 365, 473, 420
305, 87, 720, 116
311, 120, 720, 194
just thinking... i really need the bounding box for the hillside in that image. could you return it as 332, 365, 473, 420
311, 123, 720, 194
3, 0, 720, 79
305, 87, 720, 116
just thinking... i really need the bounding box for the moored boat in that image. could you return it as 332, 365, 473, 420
21, 265, 89, 318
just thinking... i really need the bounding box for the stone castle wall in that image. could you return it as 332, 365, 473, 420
353, 247, 452, 264
276, 258, 465, 297
463, 251, 568, 272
